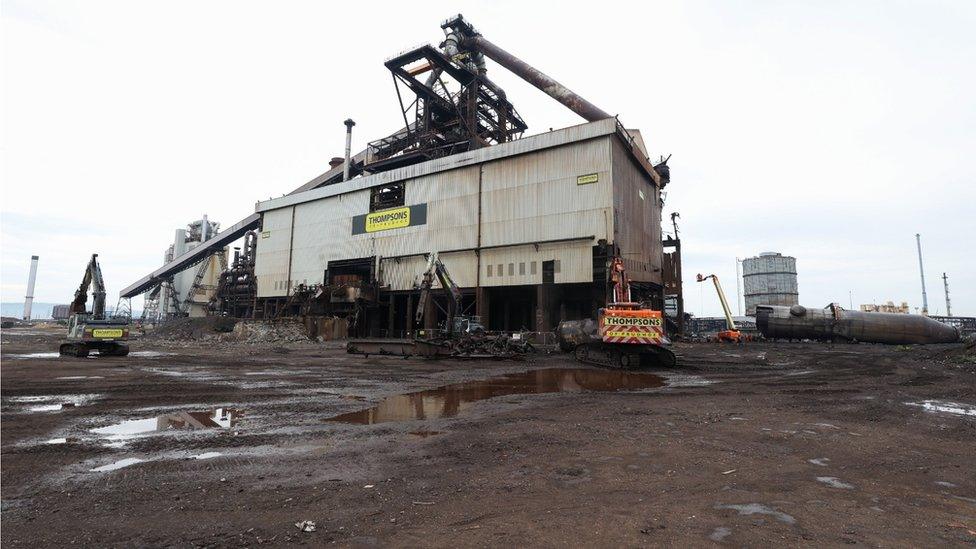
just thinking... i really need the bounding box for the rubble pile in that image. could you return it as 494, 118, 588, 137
145, 317, 310, 344
144, 317, 238, 341
230, 320, 310, 343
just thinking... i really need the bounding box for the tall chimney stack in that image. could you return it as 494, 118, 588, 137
915, 233, 928, 315
943, 272, 952, 317
343, 119, 356, 182
23, 255, 39, 321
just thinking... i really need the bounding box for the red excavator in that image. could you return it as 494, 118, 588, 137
558, 258, 676, 368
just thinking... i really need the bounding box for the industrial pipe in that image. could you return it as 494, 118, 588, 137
462, 34, 611, 122
343, 118, 356, 182
23, 255, 38, 321
755, 304, 959, 345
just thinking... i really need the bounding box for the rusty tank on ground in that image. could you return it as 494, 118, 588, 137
755, 304, 960, 345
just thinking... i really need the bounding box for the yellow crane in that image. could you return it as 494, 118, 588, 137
696, 273, 744, 343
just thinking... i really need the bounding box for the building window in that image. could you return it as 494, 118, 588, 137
531, 261, 537, 275
497, 264, 503, 277
554, 260, 562, 273
519, 262, 525, 275
508, 263, 514, 276
487, 264, 493, 277
370, 183, 405, 212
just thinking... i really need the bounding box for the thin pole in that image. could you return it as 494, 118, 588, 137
915, 234, 928, 314
735, 258, 743, 316
943, 273, 952, 317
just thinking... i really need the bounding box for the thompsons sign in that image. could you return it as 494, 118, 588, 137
352, 204, 428, 235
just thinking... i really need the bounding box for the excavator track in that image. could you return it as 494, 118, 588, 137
573, 342, 676, 369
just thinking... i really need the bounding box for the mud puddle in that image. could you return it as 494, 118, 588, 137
6, 352, 61, 359
906, 400, 976, 417
91, 457, 146, 472
5, 394, 99, 413
330, 368, 665, 425
91, 407, 242, 440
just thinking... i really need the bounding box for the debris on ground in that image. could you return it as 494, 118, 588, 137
143, 318, 310, 344
294, 520, 316, 532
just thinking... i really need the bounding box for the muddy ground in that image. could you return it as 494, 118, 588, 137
1, 325, 974, 547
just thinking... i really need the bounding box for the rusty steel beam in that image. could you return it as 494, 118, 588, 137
462, 34, 611, 122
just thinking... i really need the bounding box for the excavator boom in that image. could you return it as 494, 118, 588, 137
70, 254, 107, 319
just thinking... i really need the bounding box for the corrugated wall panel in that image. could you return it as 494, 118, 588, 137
255, 207, 295, 297
480, 137, 613, 247
285, 166, 480, 290
610, 139, 663, 285
480, 242, 593, 286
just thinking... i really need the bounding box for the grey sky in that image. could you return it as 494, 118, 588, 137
2, 0, 974, 317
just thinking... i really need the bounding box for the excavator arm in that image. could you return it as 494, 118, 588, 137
414, 253, 463, 333
69, 254, 107, 319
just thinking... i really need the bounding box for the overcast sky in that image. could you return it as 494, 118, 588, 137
3, 0, 974, 318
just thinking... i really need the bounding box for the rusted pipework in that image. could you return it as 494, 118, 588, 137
462, 34, 611, 122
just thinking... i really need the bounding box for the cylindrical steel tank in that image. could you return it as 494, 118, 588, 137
755, 304, 960, 344
743, 252, 798, 315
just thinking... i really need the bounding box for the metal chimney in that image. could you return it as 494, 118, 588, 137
943, 272, 952, 317
343, 119, 356, 182
915, 233, 928, 315
23, 255, 39, 321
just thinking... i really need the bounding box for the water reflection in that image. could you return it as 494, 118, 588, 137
330, 368, 664, 425
92, 407, 241, 438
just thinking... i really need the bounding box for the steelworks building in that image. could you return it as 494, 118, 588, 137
253, 118, 669, 336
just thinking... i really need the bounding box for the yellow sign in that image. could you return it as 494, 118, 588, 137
604, 316, 662, 327
261, 231, 271, 239
366, 207, 411, 233
577, 173, 599, 185
92, 328, 123, 339
605, 330, 660, 339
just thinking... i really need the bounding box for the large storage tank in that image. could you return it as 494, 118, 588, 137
743, 252, 798, 315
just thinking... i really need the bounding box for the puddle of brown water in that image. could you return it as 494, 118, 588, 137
92, 407, 242, 439
408, 430, 442, 438
330, 368, 665, 425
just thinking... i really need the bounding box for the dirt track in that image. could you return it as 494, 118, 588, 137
2, 325, 974, 547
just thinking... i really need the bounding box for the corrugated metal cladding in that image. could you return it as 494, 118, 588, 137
742, 253, 799, 314
255, 208, 294, 298
610, 139, 663, 285
255, 119, 620, 214
255, 118, 664, 298
480, 137, 612, 247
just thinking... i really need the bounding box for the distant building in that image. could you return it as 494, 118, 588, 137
52, 304, 71, 320
742, 252, 799, 315
860, 301, 910, 314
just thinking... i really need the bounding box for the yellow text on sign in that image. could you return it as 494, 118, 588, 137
92, 329, 123, 338
577, 173, 599, 185
366, 207, 411, 233
604, 331, 660, 339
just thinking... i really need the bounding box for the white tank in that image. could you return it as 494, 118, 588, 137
742, 252, 798, 316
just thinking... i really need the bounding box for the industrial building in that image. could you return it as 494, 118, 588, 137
742, 252, 798, 315
120, 15, 678, 338
142, 217, 224, 321
254, 118, 665, 335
